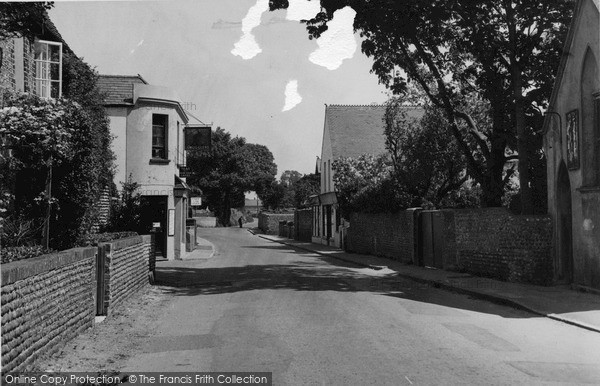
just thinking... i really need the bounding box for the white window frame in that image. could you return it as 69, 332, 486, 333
34, 39, 62, 99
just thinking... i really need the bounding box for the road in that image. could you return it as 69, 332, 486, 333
123, 227, 600, 385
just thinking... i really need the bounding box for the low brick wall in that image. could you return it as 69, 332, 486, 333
1, 247, 97, 372
294, 209, 312, 242
99, 235, 152, 315
346, 211, 417, 263
258, 212, 294, 235
452, 208, 553, 285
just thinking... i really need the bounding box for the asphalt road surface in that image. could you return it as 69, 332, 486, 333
123, 227, 600, 385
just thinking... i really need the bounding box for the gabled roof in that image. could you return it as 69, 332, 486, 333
325, 104, 423, 159
97, 74, 149, 106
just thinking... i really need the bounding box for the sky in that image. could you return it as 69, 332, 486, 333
49, 0, 389, 176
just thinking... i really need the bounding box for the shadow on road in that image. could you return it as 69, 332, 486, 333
155, 243, 535, 319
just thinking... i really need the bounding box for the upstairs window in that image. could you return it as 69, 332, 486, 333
152, 114, 168, 159
34, 40, 62, 99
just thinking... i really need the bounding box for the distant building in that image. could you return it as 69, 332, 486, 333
543, 0, 600, 290
313, 104, 422, 248
98, 75, 196, 260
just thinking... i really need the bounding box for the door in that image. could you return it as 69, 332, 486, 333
141, 196, 168, 259
556, 162, 573, 282
419, 210, 444, 269
325, 205, 332, 240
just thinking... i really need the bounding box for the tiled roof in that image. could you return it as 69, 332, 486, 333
97, 75, 148, 106
325, 104, 423, 159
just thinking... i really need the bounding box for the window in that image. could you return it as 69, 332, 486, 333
152, 114, 168, 159
34, 40, 62, 99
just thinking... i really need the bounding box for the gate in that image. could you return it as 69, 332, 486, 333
418, 210, 444, 269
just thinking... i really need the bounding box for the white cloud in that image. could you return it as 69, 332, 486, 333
309, 6, 356, 70
231, 0, 269, 60
286, 0, 321, 21
282, 80, 302, 112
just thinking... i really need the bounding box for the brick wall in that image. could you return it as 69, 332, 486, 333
346, 207, 552, 285
452, 208, 553, 285
346, 211, 416, 263
0, 38, 16, 92
99, 235, 151, 315
258, 213, 294, 235
0, 37, 35, 96
22, 38, 34, 94
1, 247, 97, 372
294, 209, 312, 241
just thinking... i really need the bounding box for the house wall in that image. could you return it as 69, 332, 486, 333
0, 37, 35, 94
294, 208, 312, 242
125, 103, 183, 189
546, 0, 600, 290
1, 247, 97, 372
107, 106, 129, 187
117, 99, 188, 260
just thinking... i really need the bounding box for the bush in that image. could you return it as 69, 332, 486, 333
1, 245, 55, 263
101, 176, 146, 233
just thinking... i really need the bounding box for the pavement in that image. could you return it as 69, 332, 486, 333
153, 231, 216, 286
253, 231, 600, 334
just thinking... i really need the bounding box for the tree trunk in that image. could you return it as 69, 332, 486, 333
506, 0, 533, 214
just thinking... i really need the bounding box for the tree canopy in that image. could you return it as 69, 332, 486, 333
269, 0, 571, 213
258, 170, 319, 210
187, 127, 277, 226
385, 99, 469, 208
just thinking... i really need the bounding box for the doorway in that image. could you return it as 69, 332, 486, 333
141, 196, 168, 260
556, 162, 573, 282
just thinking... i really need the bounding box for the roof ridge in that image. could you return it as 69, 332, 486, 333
98, 74, 148, 85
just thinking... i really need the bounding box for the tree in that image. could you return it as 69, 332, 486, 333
385, 99, 469, 208
332, 154, 403, 216
0, 2, 53, 39
280, 170, 303, 187
294, 173, 320, 208
187, 127, 277, 226
259, 180, 286, 210
269, 0, 571, 213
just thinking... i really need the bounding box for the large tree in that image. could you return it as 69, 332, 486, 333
385, 99, 468, 208
187, 128, 277, 226
269, 0, 571, 213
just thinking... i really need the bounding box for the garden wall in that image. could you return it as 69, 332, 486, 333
98, 235, 152, 315
258, 212, 294, 235
451, 208, 553, 285
1, 247, 97, 372
346, 207, 553, 285
346, 210, 418, 263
